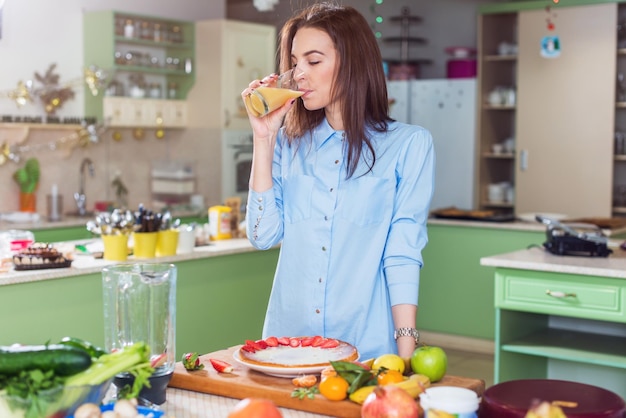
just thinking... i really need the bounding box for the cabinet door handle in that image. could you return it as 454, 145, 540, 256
546, 289, 577, 298
520, 149, 528, 171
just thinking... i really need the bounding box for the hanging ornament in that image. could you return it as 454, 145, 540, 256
0, 122, 106, 164
33, 63, 76, 115
84, 65, 109, 96
112, 131, 123, 142
7, 80, 34, 107
541, 2, 560, 59
0, 141, 10, 166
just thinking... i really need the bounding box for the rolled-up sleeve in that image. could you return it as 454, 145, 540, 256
383, 128, 435, 307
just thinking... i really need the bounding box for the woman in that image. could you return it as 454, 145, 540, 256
241, 2, 435, 361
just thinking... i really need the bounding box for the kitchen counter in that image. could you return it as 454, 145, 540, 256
0, 238, 259, 286
480, 246, 626, 279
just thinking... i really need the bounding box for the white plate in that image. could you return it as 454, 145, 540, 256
232, 348, 329, 378
517, 213, 568, 223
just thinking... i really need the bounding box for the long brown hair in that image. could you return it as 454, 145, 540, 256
278, 2, 392, 178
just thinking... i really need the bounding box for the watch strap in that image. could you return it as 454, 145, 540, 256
394, 327, 419, 344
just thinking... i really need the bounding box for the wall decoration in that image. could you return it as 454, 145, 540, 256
0, 63, 108, 113
541, 3, 560, 58
0, 121, 106, 165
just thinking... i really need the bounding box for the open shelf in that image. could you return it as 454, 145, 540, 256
484, 54, 517, 62
502, 328, 626, 369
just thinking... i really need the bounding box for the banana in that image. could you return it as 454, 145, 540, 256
392, 377, 425, 399
409, 373, 431, 388
348, 385, 376, 405
347, 373, 430, 405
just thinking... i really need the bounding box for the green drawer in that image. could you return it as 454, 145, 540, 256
495, 269, 626, 323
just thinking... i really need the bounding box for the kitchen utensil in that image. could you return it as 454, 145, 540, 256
102, 263, 177, 405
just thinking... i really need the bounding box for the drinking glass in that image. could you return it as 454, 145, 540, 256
245, 69, 304, 117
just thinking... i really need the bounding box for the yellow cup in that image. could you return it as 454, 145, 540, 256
102, 234, 129, 261
133, 232, 158, 259
156, 229, 179, 257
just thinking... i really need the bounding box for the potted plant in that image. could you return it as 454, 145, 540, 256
13, 158, 40, 212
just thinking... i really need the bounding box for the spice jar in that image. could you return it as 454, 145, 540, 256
168, 82, 178, 99
153, 23, 162, 42
149, 83, 162, 99
124, 19, 134, 38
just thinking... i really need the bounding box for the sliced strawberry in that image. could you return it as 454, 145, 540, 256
300, 337, 315, 347
241, 344, 256, 353
255, 339, 269, 349
311, 336, 325, 347
150, 352, 167, 368
265, 336, 279, 347
277, 337, 290, 346
320, 338, 339, 348
289, 337, 301, 347
209, 358, 234, 373
245, 339, 264, 351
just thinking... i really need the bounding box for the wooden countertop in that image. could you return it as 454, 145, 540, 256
480, 246, 626, 279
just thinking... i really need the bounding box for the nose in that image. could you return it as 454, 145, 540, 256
293, 69, 305, 80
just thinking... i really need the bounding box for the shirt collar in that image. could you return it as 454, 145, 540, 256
313, 118, 345, 150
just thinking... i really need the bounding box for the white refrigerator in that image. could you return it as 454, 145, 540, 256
388, 79, 477, 211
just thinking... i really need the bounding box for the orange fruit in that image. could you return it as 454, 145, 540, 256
377, 369, 405, 385
318, 375, 349, 401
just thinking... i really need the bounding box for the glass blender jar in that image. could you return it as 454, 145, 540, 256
102, 263, 176, 404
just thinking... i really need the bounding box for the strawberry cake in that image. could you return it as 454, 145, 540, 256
236, 336, 359, 369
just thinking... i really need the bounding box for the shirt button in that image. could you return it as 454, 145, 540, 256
334, 160, 339, 164
257, 197, 263, 202
318, 277, 322, 283
322, 246, 326, 251
324, 215, 328, 221
315, 309, 321, 314
258, 205, 263, 210
329, 188, 334, 192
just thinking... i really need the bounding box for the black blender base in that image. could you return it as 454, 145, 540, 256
114, 372, 172, 405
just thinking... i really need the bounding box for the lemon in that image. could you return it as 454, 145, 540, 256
372, 353, 405, 374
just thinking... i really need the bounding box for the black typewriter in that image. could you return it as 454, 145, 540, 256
536, 215, 612, 257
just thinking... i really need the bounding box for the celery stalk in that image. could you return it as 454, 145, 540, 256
65, 342, 153, 399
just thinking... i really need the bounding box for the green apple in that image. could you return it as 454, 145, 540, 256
410, 345, 447, 382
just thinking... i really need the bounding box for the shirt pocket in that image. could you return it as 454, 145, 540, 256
284, 175, 314, 223
339, 176, 392, 226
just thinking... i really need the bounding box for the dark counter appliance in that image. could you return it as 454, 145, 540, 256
536, 215, 612, 257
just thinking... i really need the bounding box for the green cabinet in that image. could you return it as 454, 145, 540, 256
0, 249, 279, 358
493, 266, 626, 399
417, 223, 544, 340
83, 11, 195, 125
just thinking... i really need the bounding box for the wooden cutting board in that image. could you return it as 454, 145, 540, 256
168, 346, 486, 418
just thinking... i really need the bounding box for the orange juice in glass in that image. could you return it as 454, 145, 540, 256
245, 70, 304, 117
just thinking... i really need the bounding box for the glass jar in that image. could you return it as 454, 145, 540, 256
140, 20, 153, 40
168, 82, 178, 99
124, 19, 134, 38
153, 23, 162, 43
149, 83, 162, 99
170, 25, 182, 43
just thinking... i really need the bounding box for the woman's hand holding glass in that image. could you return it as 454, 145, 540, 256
242, 70, 303, 119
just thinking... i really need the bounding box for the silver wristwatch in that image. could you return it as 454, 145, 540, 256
394, 327, 419, 344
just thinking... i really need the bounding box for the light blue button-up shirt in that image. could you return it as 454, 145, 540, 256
246, 118, 435, 360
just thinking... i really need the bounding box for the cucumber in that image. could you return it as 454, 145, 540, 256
0, 344, 92, 376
